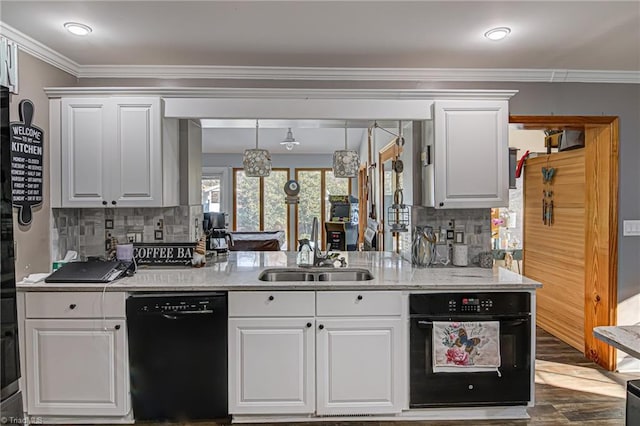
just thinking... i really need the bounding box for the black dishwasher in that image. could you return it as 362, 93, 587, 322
126, 292, 227, 421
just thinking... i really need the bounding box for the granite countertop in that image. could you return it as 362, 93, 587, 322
17, 251, 542, 292
593, 326, 640, 360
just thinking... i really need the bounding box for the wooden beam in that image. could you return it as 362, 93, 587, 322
510, 115, 618, 128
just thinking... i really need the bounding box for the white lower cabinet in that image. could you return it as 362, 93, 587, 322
21, 291, 130, 420
24, 318, 130, 416
228, 290, 404, 418
316, 318, 403, 415
228, 317, 315, 414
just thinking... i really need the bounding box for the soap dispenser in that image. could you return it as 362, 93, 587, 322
297, 239, 312, 267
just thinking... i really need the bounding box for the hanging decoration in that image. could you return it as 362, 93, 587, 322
386, 122, 408, 233
542, 162, 556, 226
242, 119, 271, 177
332, 121, 359, 178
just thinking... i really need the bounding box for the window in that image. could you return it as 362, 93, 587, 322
295, 168, 351, 250
202, 176, 222, 213
233, 169, 290, 246
202, 167, 231, 216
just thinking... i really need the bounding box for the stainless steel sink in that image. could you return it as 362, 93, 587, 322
257, 269, 315, 282
258, 268, 374, 282
316, 269, 374, 281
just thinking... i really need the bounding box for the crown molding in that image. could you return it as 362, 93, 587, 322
76, 65, 640, 84
3, 21, 638, 84
0, 22, 80, 77
556, 70, 640, 84
43, 87, 519, 100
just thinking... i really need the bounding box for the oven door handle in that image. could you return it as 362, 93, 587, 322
415, 318, 528, 328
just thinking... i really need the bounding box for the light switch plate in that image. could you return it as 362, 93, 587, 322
126, 232, 143, 243
623, 220, 640, 236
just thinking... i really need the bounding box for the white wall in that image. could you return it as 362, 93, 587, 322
508, 128, 546, 153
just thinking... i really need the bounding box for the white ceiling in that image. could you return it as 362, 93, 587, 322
2, 1, 639, 71
2, 1, 638, 153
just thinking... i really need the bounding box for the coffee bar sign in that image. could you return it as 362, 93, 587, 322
11, 100, 43, 226
133, 243, 197, 266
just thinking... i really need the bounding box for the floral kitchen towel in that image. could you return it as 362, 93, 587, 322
432, 321, 501, 375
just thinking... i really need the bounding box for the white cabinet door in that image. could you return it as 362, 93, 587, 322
229, 318, 315, 414
316, 318, 402, 415
25, 319, 130, 416
433, 100, 509, 208
61, 98, 110, 207
60, 97, 164, 207
111, 97, 162, 207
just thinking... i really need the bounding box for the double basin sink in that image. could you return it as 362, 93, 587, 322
258, 267, 374, 282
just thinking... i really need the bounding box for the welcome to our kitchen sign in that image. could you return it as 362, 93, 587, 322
10, 99, 43, 226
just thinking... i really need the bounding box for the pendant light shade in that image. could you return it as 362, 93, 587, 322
280, 128, 300, 151
243, 120, 271, 177
333, 123, 359, 178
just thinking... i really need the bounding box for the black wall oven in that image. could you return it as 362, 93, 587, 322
410, 292, 531, 407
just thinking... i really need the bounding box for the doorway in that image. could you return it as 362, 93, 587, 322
511, 115, 619, 371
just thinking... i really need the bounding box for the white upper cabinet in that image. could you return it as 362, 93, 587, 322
58, 97, 174, 208
111, 98, 162, 206
61, 98, 110, 207
428, 100, 509, 208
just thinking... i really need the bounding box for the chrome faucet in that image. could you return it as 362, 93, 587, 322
310, 217, 320, 264
309, 217, 346, 268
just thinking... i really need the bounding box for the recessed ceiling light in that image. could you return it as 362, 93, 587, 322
484, 27, 511, 41
64, 22, 92, 36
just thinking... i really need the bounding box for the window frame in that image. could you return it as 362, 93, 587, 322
294, 168, 352, 250
202, 166, 232, 216
232, 168, 291, 236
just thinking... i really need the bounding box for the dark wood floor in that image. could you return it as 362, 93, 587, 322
132, 328, 639, 426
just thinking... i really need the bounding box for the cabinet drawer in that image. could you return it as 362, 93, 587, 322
25, 292, 126, 319
316, 291, 402, 316
229, 291, 315, 317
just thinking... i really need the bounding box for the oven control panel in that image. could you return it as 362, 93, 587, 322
411, 292, 530, 316
448, 297, 494, 313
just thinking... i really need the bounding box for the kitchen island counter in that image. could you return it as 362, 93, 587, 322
594, 326, 640, 360
17, 251, 541, 292
16, 251, 539, 423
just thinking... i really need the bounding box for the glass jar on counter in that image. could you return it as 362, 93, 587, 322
412, 226, 436, 267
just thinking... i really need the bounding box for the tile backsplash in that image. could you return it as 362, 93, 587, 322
51, 206, 203, 262
410, 206, 491, 266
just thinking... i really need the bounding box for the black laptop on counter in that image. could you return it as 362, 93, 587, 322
45, 260, 131, 283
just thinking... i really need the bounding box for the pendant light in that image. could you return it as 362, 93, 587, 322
280, 128, 300, 151
242, 119, 271, 177
332, 121, 360, 178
